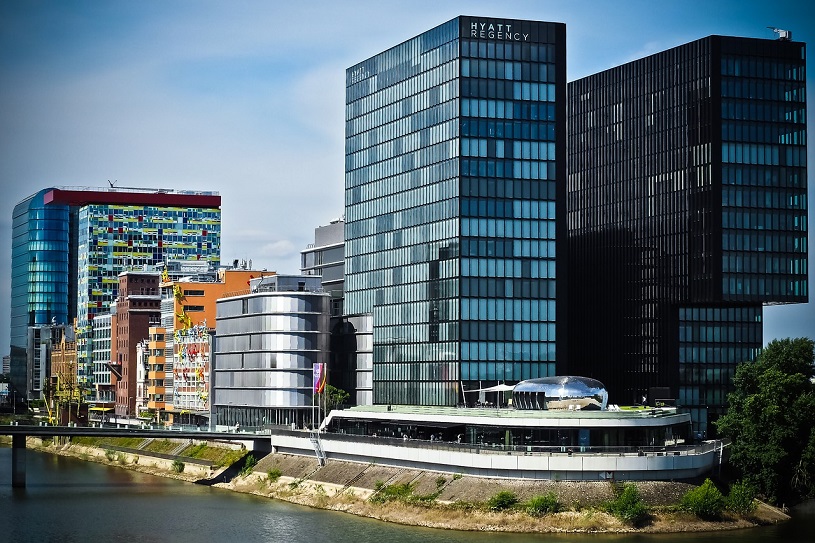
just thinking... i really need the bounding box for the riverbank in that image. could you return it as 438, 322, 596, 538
22, 436, 789, 534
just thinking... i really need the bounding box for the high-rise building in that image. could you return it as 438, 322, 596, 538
344, 16, 567, 406
567, 35, 807, 434
9, 186, 221, 401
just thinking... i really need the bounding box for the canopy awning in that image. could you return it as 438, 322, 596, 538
464, 384, 515, 392
89, 407, 114, 412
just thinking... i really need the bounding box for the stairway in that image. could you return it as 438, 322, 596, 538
309, 432, 326, 466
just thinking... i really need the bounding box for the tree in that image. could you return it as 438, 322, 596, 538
320, 384, 350, 413
716, 337, 815, 505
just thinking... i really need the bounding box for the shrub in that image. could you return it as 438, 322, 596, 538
370, 482, 415, 504
526, 492, 561, 516
435, 476, 447, 489
171, 459, 185, 473
603, 483, 649, 526
487, 490, 519, 511
726, 480, 757, 516
104, 449, 116, 461
239, 454, 257, 477
680, 478, 725, 520
452, 473, 462, 480
267, 468, 282, 484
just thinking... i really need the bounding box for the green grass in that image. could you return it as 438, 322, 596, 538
68, 437, 244, 469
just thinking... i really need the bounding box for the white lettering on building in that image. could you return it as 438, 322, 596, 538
469, 21, 530, 41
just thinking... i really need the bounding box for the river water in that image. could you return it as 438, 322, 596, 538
1, 447, 813, 543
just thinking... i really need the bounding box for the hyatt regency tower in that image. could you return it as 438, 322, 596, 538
344, 16, 567, 405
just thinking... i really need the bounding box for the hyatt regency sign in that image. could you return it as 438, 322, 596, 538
470, 22, 529, 41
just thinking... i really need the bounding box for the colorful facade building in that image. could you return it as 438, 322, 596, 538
10, 186, 221, 402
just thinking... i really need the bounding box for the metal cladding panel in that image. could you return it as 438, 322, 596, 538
44, 189, 221, 208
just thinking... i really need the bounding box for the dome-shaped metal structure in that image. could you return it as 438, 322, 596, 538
512, 376, 608, 410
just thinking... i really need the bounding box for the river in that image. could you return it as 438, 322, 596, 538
1, 447, 813, 543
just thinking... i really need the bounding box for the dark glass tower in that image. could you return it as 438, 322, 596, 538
567, 35, 807, 434
345, 16, 567, 406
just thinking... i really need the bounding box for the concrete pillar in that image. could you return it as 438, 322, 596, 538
12, 434, 26, 488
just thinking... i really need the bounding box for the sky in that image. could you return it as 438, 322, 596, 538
0, 0, 813, 355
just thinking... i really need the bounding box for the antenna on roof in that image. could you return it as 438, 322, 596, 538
108, 179, 118, 188
767, 27, 792, 41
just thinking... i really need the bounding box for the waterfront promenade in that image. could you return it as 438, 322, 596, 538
1, 422, 267, 487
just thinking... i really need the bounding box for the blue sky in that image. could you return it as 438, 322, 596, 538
0, 0, 812, 354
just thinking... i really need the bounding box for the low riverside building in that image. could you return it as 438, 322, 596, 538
213, 274, 330, 430
269, 377, 724, 481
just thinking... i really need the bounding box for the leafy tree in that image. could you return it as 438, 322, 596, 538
320, 384, 350, 413
716, 337, 815, 504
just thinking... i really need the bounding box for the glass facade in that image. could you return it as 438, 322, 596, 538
10, 190, 71, 399
678, 305, 762, 434
345, 17, 567, 406
567, 36, 807, 434
9, 187, 221, 401
720, 39, 808, 301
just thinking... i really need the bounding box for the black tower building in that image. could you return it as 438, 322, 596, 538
567, 35, 807, 434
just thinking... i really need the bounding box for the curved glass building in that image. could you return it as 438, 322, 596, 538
513, 375, 608, 410
10, 189, 72, 400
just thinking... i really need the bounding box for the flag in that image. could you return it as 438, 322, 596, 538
313, 363, 326, 394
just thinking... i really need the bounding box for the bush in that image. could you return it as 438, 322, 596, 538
435, 476, 447, 489
487, 490, 519, 511
267, 468, 282, 484
104, 449, 116, 461
171, 459, 185, 473
239, 454, 257, 477
526, 492, 561, 516
680, 478, 725, 520
604, 484, 649, 526
370, 482, 415, 504
726, 480, 757, 516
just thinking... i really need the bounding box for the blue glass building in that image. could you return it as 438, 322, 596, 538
567, 35, 807, 434
344, 16, 567, 406
10, 190, 72, 400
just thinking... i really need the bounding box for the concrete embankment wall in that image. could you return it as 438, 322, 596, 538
252, 450, 701, 507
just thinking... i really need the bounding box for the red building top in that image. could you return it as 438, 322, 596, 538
44, 188, 221, 209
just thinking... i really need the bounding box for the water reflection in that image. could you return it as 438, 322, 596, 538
1, 447, 812, 543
